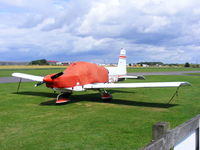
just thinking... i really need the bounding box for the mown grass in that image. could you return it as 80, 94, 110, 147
0, 74, 199, 150
127, 67, 200, 73
0, 66, 199, 77
0, 65, 66, 69
0, 68, 65, 77
185, 73, 200, 75
0, 65, 66, 77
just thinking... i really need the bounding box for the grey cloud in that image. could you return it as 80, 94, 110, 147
19, 14, 45, 28
0, 0, 200, 63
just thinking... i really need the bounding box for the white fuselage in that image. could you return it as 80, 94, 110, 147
106, 67, 124, 82
106, 49, 127, 82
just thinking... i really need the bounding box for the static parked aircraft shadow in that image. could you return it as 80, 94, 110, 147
13, 91, 57, 98
105, 99, 177, 108
108, 89, 136, 94
69, 95, 177, 108
40, 99, 59, 106
14, 91, 177, 108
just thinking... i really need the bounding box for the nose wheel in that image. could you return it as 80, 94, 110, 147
56, 92, 72, 104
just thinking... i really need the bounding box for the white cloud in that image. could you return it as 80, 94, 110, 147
0, 0, 200, 63
0, 0, 52, 10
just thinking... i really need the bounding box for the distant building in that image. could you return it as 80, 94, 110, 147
155, 64, 162, 67
142, 64, 149, 67
60, 61, 71, 66
47, 60, 59, 65
47, 60, 72, 66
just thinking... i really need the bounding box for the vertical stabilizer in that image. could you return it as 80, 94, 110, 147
117, 48, 127, 75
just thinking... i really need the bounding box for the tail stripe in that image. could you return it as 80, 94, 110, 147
119, 56, 126, 59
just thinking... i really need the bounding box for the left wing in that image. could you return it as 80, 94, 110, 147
12, 73, 43, 82
84, 82, 191, 89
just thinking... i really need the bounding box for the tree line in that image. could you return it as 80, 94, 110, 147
29, 59, 49, 65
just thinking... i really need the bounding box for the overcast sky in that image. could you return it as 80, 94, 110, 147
0, 0, 200, 63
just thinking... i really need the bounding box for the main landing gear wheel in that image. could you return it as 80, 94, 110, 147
100, 90, 112, 102
56, 92, 72, 104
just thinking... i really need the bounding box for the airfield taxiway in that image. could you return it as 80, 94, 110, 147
0, 70, 199, 83
0, 77, 30, 83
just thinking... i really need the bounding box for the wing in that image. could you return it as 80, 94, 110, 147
84, 82, 191, 89
12, 73, 43, 82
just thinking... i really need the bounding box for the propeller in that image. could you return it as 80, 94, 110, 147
35, 72, 64, 87
51, 72, 64, 79
35, 81, 45, 87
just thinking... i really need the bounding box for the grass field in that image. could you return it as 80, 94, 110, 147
185, 73, 200, 75
0, 65, 67, 69
0, 68, 64, 77
127, 67, 200, 73
0, 66, 199, 77
0, 72, 200, 149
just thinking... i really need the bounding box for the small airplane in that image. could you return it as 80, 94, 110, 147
12, 49, 191, 104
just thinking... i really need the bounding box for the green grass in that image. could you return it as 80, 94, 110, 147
0, 68, 64, 77
0, 75, 199, 150
185, 73, 200, 75
127, 67, 200, 73
0, 66, 199, 77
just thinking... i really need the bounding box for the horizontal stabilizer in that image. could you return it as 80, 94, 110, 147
84, 82, 191, 89
12, 73, 43, 82
118, 75, 145, 80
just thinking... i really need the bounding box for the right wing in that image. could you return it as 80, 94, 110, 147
12, 73, 44, 82
84, 82, 191, 89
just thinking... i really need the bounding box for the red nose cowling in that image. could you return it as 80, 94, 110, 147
43, 61, 109, 88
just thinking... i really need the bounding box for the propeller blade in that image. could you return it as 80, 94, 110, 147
35, 81, 45, 87
51, 72, 64, 80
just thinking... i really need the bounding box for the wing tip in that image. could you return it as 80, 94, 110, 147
180, 82, 192, 87
12, 72, 20, 77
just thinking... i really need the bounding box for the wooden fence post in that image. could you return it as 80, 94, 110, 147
152, 122, 170, 141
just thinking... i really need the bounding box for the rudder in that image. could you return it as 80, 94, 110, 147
117, 48, 127, 75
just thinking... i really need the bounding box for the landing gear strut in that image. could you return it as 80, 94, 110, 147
56, 92, 72, 104
99, 89, 112, 102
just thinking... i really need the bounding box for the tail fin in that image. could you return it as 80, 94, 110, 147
117, 48, 127, 75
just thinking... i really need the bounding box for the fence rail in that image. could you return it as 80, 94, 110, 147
141, 114, 200, 150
